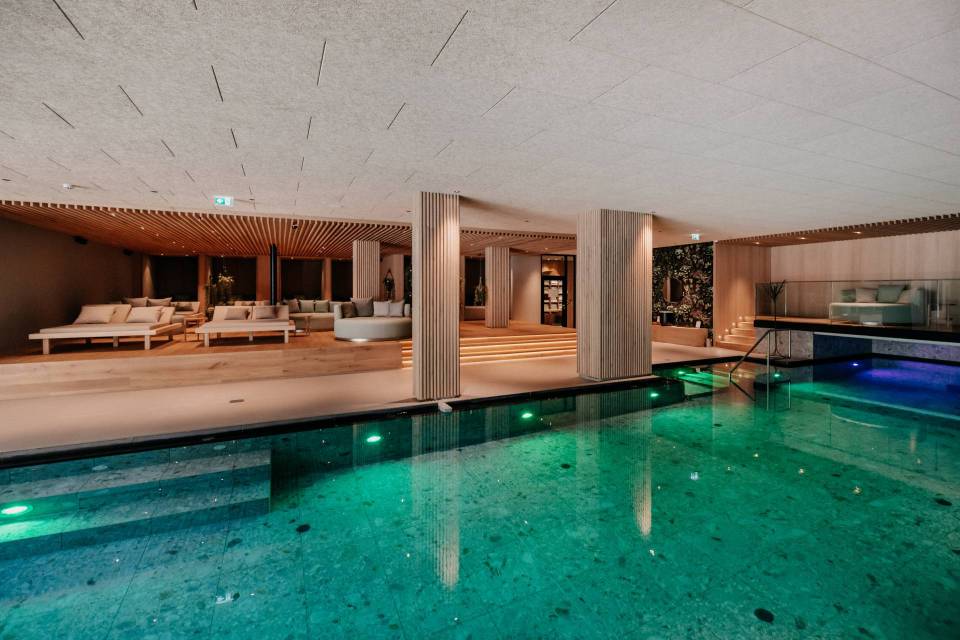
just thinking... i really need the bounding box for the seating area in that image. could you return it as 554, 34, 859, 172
333, 298, 412, 341
29, 303, 180, 354
828, 285, 926, 326
196, 305, 294, 346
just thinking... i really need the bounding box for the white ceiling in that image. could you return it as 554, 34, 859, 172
0, 0, 958, 245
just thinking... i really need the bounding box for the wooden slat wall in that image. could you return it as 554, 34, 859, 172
713, 243, 771, 340
412, 192, 461, 400
484, 246, 510, 328
351, 240, 381, 299
576, 209, 652, 381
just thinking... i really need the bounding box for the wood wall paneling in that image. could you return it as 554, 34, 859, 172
412, 192, 460, 400
712, 244, 771, 342
351, 239, 381, 299
770, 230, 960, 281
576, 209, 652, 381
254, 254, 280, 301
484, 246, 510, 328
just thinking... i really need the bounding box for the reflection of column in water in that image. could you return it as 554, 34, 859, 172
575, 395, 601, 513
411, 412, 461, 589
484, 404, 511, 443
633, 410, 652, 538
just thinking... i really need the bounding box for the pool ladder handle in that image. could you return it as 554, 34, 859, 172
727, 328, 790, 382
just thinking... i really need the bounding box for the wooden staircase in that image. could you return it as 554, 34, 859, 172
400, 333, 577, 367
715, 316, 760, 352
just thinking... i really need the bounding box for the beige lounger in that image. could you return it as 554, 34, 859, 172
196, 305, 293, 347
30, 305, 178, 354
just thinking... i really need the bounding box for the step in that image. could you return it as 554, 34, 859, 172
0, 447, 271, 559
399, 333, 576, 349
715, 339, 750, 352
730, 327, 756, 338
402, 347, 577, 367
402, 339, 578, 357
718, 334, 755, 346
736, 321, 755, 329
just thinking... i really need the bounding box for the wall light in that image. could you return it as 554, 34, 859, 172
1, 505, 31, 517
365, 435, 382, 444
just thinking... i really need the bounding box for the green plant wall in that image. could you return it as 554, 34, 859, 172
652, 242, 713, 329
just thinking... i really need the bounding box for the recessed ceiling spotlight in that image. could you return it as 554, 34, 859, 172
754, 241, 761, 245
62, 182, 74, 190
798, 236, 807, 240
853, 231, 862, 235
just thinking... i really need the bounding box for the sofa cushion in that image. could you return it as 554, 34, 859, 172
254, 300, 270, 306
855, 287, 877, 303
173, 301, 195, 312
234, 301, 255, 306
315, 299, 330, 313
225, 307, 249, 320
127, 306, 163, 323
147, 297, 172, 307
341, 302, 357, 318
897, 288, 916, 304
351, 297, 374, 317
839, 289, 855, 303
124, 297, 148, 307
877, 284, 905, 303
74, 305, 116, 324
252, 306, 278, 320
373, 301, 390, 317
388, 301, 405, 317
299, 299, 315, 313
285, 299, 301, 313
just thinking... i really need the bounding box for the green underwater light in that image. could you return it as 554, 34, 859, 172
365, 435, 382, 444
520, 411, 534, 420
649, 391, 660, 399
1, 504, 31, 517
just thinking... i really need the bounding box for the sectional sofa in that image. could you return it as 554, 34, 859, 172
334, 298, 411, 341
283, 299, 335, 332
828, 285, 926, 326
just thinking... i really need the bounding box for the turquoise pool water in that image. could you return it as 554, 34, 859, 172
1, 361, 958, 639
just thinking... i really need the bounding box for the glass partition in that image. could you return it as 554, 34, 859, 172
754, 279, 959, 333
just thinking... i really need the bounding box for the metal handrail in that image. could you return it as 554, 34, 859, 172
728, 328, 781, 380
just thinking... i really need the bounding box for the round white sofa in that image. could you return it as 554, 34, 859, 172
333, 302, 412, 341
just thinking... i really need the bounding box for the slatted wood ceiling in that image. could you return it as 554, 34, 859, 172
720, 212, 960, 247
0, 200, 575, 258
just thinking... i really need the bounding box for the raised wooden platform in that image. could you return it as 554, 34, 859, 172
0, 331, 401, 400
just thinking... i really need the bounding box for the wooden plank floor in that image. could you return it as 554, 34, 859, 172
0, 321, 576, 400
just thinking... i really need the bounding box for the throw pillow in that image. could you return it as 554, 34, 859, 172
253, 306, 277, 320
877, 284, 905, 303
388, 301, 405, 317
855, 287, 877, 303
840, 289, 855, 303
123, 297, 148, 307
254, 300, 270, 306
127, 306, 163, 323
147, 297, 172, 307
285, 299, 301, 313
315, 299, 330, 313
299, 299, 315, 313
225, 307, 248, 320
173, 301, 194, 311
351, 297, 374, 317
74, 305, 115, 324
373, 301, 390, 317
341, 302, 357, 318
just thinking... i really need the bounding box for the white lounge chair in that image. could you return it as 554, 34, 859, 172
30, 304, 179, 354
196, 305, 294, 346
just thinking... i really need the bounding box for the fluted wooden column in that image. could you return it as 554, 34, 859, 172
413, 192, 460, 400
321, 258, 333, 300
576, 209, 653, 381
484, 246, 510, 328
352, 240, 380, 299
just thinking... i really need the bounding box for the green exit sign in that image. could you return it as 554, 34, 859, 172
213, 195, 233, 207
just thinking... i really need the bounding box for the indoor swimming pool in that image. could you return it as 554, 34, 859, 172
1, 358, 957, 639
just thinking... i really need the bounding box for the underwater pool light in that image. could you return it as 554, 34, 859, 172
365, 435, 382, 444
773, 372, 781, 378
852, 362, 860, 367
1, 504, 31, 517
649, 391, 660, 399
520, 411, 534, 420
